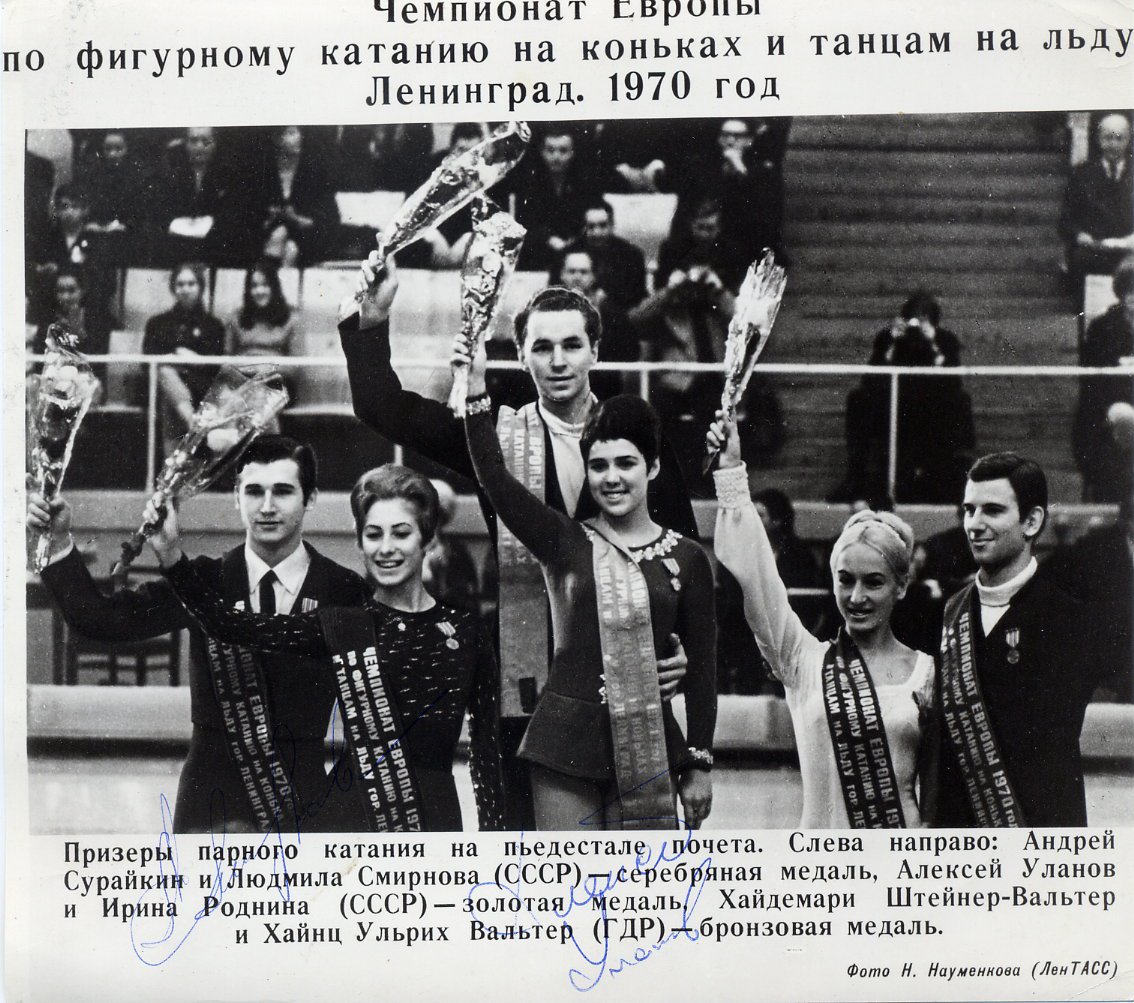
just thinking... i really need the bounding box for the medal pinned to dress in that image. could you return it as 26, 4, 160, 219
662, 557, 682, 592
438, 620, 460, 650
1005, 627, 1021, 665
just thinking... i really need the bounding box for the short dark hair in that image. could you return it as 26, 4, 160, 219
450, 122, 484, 146
350, 464, 440, 545
968, 452, 1048, 534
584, 199, 615, 221
513, 285, 602, 350
548, 246, 594, 286
580, 394, 661, 468
901, 290, 942, 327
53, 183, 91, 208
753, 487, 795, 533
1112, 254, 1134, 300
237, 435, 318, 503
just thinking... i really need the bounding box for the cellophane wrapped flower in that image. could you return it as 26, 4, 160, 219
26, 324, 100, 572
114, 365, 289, 575
449, 198, 526, 416
706, 250, 787, 466
355, 121, 530, 301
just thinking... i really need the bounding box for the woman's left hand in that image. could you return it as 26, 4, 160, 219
678, 770, 712, 829
451, 335, 488, 398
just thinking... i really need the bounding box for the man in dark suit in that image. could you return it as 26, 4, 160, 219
1060, 112, 1134, 303
337, 258, 696, 827
28, 436, 370, 834
569, 199, 648, 311
936, 453, 1102, 827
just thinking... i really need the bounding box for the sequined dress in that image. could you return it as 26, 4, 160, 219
164, 556, 506, 831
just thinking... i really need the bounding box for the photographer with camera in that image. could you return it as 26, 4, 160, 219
828, 290, 975, 504
631, 197, 785, 491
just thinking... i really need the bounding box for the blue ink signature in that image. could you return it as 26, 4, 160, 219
129, 687, 452, 965
466, 762, 712, 993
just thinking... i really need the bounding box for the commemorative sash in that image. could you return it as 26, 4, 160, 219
939, 585, 1025, 827
205, 635, 294, 832
586, 520, 677, 831
318, 607, 424, 832
821, 631, 906, 829
496, 404, 550, 717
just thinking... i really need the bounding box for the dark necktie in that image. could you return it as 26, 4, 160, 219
258, 570, 278, 616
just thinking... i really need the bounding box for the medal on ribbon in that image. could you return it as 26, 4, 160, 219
1005, 627, 1021, 665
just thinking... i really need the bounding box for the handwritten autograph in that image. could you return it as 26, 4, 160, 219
130, 688, 449, 965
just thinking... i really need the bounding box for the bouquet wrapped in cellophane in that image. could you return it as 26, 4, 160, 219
448, 198, 526, 416
113, 366, 289, 577
355, 121, 530, 301
26, 324, 100, 572
705, 250, 787, 470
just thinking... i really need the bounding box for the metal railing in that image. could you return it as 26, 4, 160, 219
28, 352, 1132, 499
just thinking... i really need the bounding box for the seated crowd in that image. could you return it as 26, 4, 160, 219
24, 118, 1134, 705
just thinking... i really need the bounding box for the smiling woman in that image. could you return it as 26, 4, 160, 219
457, 324, 717, 832
147, 463, 507, 833
710, 416, 938, 830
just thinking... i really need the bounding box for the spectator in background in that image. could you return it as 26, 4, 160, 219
29, 181, 101, 323
24, 142, 55, 291
567, 199, 648, 311
157, 127, 250, 266
513, 128, 596, 270
256, 125, 340, 267
550, 247, 639, 397
1060, 112, 1134, 303
224, 260, 302, 413
633, 201, 738, 489
693, 118, 789, 268
828, 291, 975, 504
583, 119, 715, 193
655, 194, 748, 292
921, 505, 978, 599
143, 263, 225, 456
31, 265, 114, 396
1072, 254, 1134, 501
81, 129, 156, 266
338, 123, 435, 192
422, 479, 482, 614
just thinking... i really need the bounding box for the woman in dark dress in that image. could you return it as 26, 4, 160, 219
454, 340, 717, 832
149, 465, 505, 832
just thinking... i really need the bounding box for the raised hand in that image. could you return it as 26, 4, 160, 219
706, 411, 742, 469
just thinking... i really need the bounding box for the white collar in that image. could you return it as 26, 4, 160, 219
244, 541, 310, 597
975, 557, 1037, 608
537, 395, 597, 438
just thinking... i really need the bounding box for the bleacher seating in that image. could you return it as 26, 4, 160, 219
335, 190, 406, 230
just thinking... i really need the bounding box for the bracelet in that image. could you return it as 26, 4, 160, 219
465, 394, 492, 416
712, 462, 750, 509
685, 747, 714, 770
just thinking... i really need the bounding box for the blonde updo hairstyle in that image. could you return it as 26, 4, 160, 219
829, 509, 916, 589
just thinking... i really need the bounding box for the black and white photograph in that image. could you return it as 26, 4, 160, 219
4, 1, 1134, 1000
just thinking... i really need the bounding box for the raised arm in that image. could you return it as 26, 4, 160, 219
467, 625, 507, 831
337, 255, 474, 480
708, 420, 823, 686
29, 490, 191, 643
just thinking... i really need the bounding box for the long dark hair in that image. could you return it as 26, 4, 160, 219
238, 260, 292, 329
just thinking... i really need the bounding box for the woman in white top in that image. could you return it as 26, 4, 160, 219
709, 417, 938, 828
